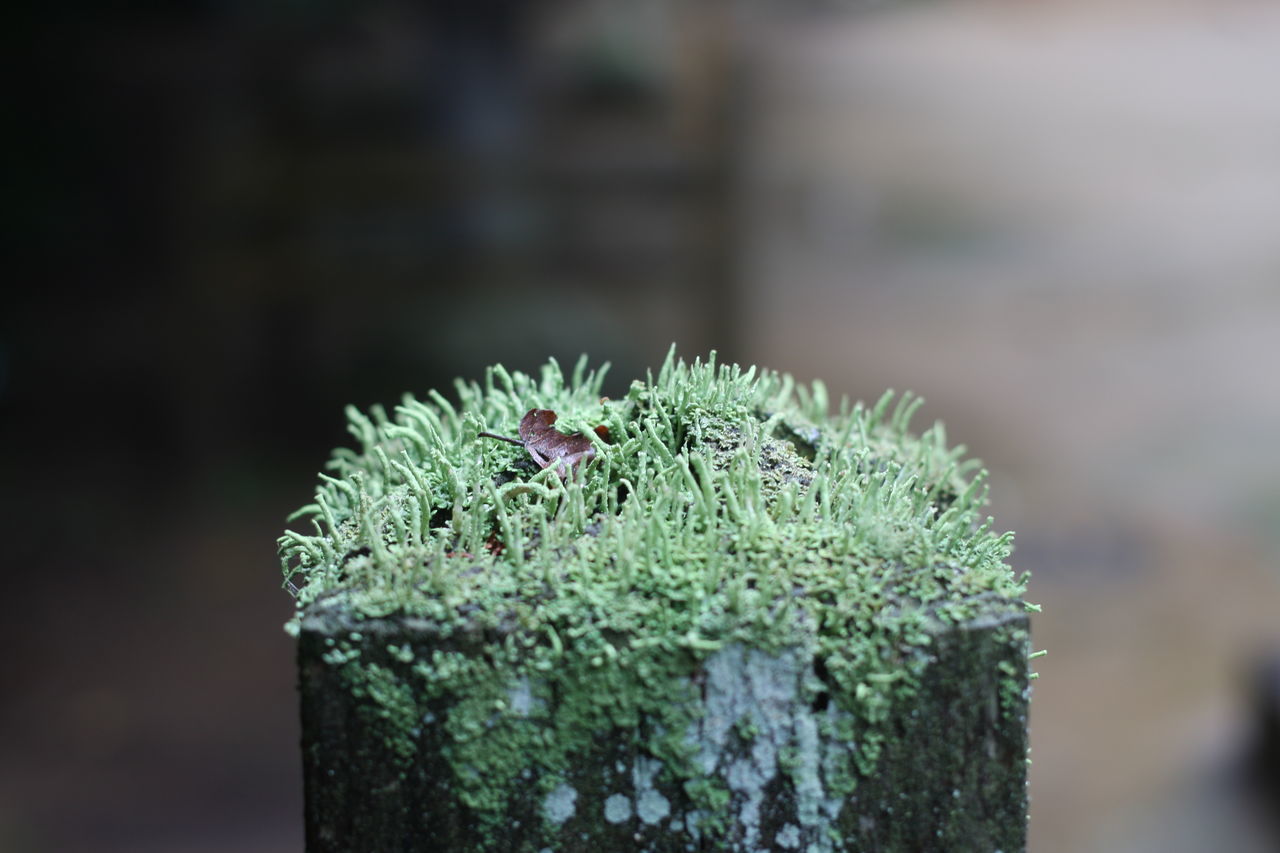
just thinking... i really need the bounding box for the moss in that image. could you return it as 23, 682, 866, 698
282, 348, 1033, 848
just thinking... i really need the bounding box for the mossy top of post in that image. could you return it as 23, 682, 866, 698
280, 348, 1029, 837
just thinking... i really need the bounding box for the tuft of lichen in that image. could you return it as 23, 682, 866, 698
281, 347, 1030, 848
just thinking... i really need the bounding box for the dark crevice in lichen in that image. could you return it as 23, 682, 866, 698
341, 546, 372, 564
428, 505, 451, 531
812, 656, 833, 712
763, 410, 822, 462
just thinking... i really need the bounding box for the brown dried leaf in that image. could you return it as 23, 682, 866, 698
478, 408, 606, 479
518, 409, 598, 477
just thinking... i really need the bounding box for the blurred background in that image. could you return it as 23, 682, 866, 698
5, 0, 1279, 850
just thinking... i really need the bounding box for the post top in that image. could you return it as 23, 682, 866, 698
281, 348, 1026, 682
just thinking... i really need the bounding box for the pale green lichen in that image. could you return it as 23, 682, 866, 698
281, 347, 1031, 847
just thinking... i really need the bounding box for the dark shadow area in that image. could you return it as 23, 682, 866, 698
4, 2, 750, 849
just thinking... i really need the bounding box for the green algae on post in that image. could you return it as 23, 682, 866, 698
283, 349, 1034, 852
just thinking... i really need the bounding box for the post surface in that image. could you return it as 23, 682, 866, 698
298, 597, 1029, 852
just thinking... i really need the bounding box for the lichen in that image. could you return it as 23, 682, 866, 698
604, 793, 632, 824
281, 347, 1033, 848
542, 783, 577, 826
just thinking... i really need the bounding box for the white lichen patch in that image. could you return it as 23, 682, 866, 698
632, 756, 670, 825
542, 783, 577, 825
637, 789, 670, 826
604, 793, 633, 824
507, 676, 543, 718
775, 823, 801, 849
687, 643, 852, 852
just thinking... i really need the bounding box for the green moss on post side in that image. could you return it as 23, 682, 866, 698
283, 349, 1035, 851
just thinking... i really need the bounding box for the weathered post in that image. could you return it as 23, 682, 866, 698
281, 352, 1035, 852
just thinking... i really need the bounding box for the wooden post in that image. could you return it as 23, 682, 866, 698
282, 356, 1034, 851
298, 594, 1029, 851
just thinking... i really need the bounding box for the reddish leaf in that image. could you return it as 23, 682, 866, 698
518, 408, 598, 476
478, 408, 605, 479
